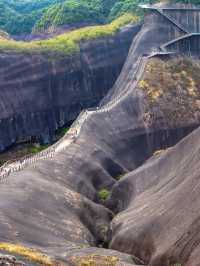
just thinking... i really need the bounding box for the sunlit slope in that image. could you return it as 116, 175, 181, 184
0, 14, 138, 55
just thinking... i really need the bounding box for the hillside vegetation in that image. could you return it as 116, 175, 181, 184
34, 0, 110, 31
0, 0, 61, 35
0, 13, 138, 54
139, 57, 200, 127
34, 0, 148, 31
36, 0, 200, 32
0, 0, 132, 34
1, 0, 200, 35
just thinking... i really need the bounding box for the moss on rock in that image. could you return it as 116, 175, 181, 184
97, 189, 110, 201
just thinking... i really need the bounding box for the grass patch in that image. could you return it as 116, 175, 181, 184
0, 143, 50, 166
0, 242, 54, 266
55, 127, 69, 138
0, 125, 69, 166
0, 13, 139, 55
97, 189, 110, 201
69, 254, 118, 266
28, 144, 49, 154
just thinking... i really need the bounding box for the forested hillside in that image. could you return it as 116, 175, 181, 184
0, 0, 147, 35
34, 0, 200, 32
0, 0, 63, 34
34, 0, 148, 32
0, 0, 200, 35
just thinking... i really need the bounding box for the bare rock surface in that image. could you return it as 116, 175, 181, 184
0, 252, 36, 266
109, 126, 200, 266
0, 254, 24, 266
1, 4, 200, 266
0, 24, 140, 151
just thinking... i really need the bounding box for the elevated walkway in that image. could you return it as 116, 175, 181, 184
147, 51, 175, 58
140, 4, 191, 34
139, 4, 200, 52
161, 33, 200, 51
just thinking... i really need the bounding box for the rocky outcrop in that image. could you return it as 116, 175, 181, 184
0, 23, 140, 151
0, 253, 25, 266
109, 125, 200, 266
1, 3, 200, 266
0, 31, 10, 40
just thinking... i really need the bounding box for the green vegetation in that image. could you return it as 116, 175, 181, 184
0, 0, 140, 34
97, 188, 110, 201
69, 254, 118, 266
0, 242, 54, 266
34, 0, 106, 31
1, 0, 200, 35
0, 126, 69, 166
0, 0, 150, 35
55, 127, 69, 138
0, 13, 139, 55
139, 57, 200, 127
109, 0, 151, 20
108, 0, 200, 21
0, 143, 48, 166
28, 144, 49, 154
35, 0, 145, 32
0, 0, 61, 35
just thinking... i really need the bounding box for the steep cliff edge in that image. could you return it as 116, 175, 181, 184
0, 23, 140, 151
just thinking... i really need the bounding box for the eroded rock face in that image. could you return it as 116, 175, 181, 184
109, 126, 200, 266
0, 23, 140, 151
0, 254, 22, 266
0, 31, 11, 40
1, 4, 200, 266
0, 163, 113, 263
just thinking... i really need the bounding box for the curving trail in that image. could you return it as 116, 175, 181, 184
0, 56, 147, 181
0, 4, 199, 181
1, 4, 200, 265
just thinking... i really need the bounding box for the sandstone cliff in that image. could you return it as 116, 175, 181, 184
1, 3, 200, 266
0, 23, 140, 151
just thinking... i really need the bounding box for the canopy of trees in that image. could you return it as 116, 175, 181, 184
0, 0, 60, 34
0, 0, 200, 35
34, 0, 119, 31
